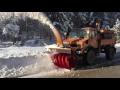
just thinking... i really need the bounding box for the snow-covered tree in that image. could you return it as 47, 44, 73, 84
111, 19, 120, 42
1, 12, 120, 43
2, 22, 20, 37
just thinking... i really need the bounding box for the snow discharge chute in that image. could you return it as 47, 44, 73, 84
39, 12, 63, 47
39, 12, 77, 69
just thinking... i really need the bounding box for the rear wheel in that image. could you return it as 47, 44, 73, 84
84, 50, 96, 65
106, 47, 115, 60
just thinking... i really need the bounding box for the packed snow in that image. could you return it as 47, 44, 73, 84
0, 40, 120, 78
0, 40, 69, 78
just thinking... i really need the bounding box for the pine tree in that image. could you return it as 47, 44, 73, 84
111, 19, 120, 42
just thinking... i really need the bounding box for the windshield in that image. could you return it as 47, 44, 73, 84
69, 29, 89, 38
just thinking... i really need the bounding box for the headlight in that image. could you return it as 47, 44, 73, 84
76, 51, 81, 54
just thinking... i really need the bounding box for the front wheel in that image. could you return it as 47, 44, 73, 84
84, 50, 96, 65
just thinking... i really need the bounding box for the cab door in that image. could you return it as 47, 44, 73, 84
88, 30, 98, 48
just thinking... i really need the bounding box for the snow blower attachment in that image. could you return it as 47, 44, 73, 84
50, 48, 77, 69
40, 13, 116, 69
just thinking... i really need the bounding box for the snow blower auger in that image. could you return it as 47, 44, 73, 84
50, 47, 78, 69
40, 12, 116, 70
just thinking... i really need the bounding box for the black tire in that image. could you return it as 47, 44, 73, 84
84, 50, 96, 65
106, 47, 115, 60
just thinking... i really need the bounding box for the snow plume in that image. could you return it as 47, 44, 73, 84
37, 12, 54, 28
1, 12, 120, 39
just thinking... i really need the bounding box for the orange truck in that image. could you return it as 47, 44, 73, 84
49, 22, 116, 69
41, 13, 116, 69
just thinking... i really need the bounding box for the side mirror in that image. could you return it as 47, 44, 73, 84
89, 33, 93, 39
90, 35, 93, 39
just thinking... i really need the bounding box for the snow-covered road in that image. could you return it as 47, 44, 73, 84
0, 42, 70, 78
0, 41, 120, 78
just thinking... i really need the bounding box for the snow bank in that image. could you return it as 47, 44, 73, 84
0, 42, 69, 78
0, 54, 59, 78
0, 46, 47, 77
0, 42, 120, 78
0, 46, 46, 59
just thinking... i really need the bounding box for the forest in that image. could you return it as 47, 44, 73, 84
0, 12, 120, 44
